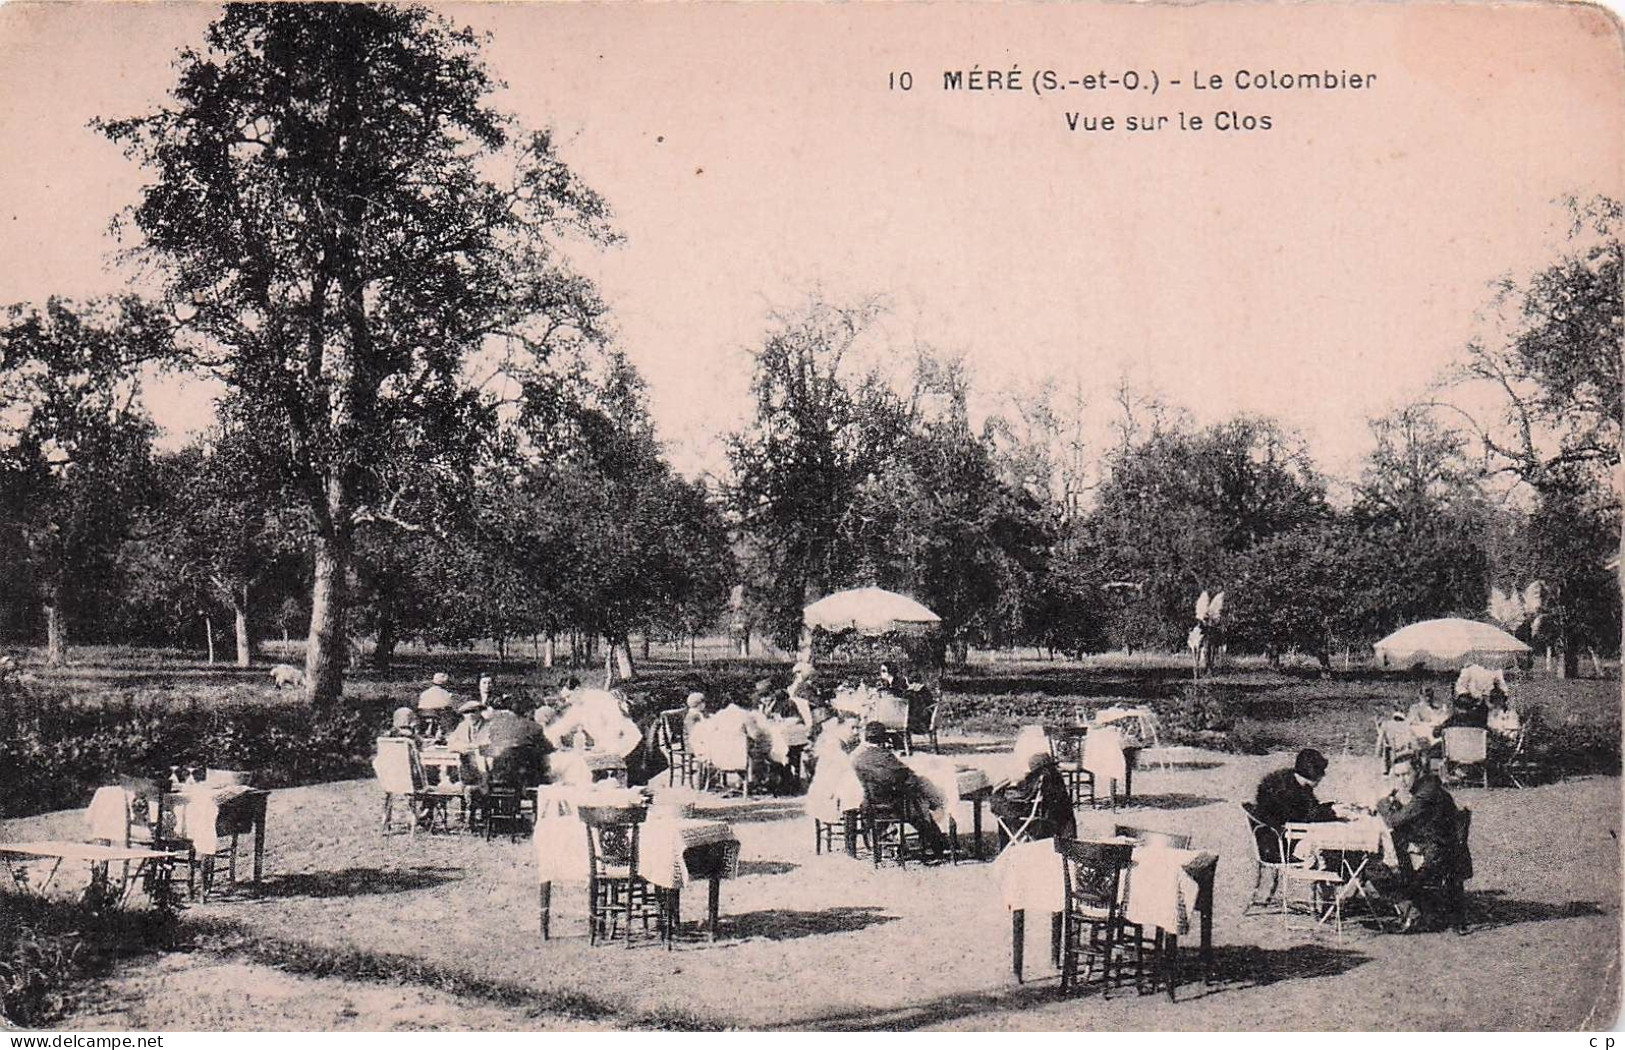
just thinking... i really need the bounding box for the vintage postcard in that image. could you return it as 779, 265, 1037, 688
0, 0, 1619, 1034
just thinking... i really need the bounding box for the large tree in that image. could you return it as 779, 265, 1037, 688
0, 298, 163, 664
1446, 195, 1622, 674
100, 4, 614, 702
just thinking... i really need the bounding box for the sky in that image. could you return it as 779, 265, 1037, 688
0, 1, 1620, 487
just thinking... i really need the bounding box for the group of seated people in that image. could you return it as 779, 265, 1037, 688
1252, 746, 1472, 933
1382, 664, 1521, 774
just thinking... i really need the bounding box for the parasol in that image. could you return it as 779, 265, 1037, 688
802, 587, 941, 637
1373, 617, 1531, 669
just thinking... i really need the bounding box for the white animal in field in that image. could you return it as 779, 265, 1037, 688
270, 664, 305, 689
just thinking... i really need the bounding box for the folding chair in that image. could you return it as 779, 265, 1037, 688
1240, 803, 1291, 912
373, 737, 447, 836
994, 791, 1046, 853
1281, 823, 1347, 941
1443, 727, 1489, 789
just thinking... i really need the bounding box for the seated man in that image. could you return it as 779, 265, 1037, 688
1376, 758, 1467, 931
385, 706, 420, 739
1252, 748, 1338, 862
850, 721, 950, 856
484, 699, 552, 787
1442, 693, 1489, 731
417, 672, 457, 740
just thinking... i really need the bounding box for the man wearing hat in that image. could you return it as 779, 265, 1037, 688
850, 720, 950, 857
1251, 748, 1339, 862
447, 699, 491, 757
386, 707, 421, 739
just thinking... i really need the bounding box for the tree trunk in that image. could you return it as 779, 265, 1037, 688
43, 579, 66, 667
642, 633, 651, 660
233, 584, 253, 668
497, 634, 507, 667
304, 523, 351, 705
371, 600, 397, 671
543, 633, 555, 669
688, 633, 696, 666
1558, 646, 1579, 679
205, 616, 216, 664
609, 635, 635, 682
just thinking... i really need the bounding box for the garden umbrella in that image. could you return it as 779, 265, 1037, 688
1373, 617, 1531, 668
802, 587, 941, 636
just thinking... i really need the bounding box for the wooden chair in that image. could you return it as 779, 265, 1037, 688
863, 799, 924, 868
580, 804, 673, 949
813, 808, 865, 857
1443, 727, 1489, 789
1240, 803, 1291, 912
655, 708, 697, 788
1049, 728, 1096, 808
1057, 839, 1135, 996
373, 737, 447, 836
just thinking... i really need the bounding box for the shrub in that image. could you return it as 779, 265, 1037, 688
0, 895, 172, 1028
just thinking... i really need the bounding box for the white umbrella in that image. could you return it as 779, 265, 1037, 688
802, 587, 941, 636
1373, 617, 1531, 668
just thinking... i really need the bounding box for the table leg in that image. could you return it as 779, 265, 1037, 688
844, 811, 859, 858
1201, 904, 1214, 985
973, 799, 986, 860
253, 814, 266, 882
1125, 761, 1134, 802
1050, 912, 1063, 968
1164, 932, 1179, 1001
707, 875, 721, 941
1011, 909, 1025, 982
539, 881, 552, 939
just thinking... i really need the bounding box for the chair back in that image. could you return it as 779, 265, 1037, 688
656, 708, 687, 752
1048, 727, 1086, 765
1443, 727, 1488, 764
373, 737, 426, 794
1057, 838, 1134, 915
1240, 802, 1284, 866
580, 804, 646, 880
1113, 824, 1192, 850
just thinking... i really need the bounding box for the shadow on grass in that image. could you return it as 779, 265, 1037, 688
695, 800, 805, 824
1146, 758, 1227, 772
773, 942, 1372, 1029
723, 905, 897, 941
934, 741, 1016, 756
1464, 891, 1609, 931
735, 859, 799, 877
239, 866, 462, 900
178, 916, 721, 1030
1108, 793, 1223, 811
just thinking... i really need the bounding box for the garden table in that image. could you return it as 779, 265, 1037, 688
0, 840, 185, 906
902, 753, 992, 859
163, 785, 270, 886
998, 837, 1218, 998
533, 788, 741, 940
1287, 815, 1395, 919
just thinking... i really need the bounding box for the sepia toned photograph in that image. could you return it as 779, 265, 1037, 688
0, 0, 1620, 1033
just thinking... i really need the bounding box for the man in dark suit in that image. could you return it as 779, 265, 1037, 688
851, 721, 950, 855
1377, 759, 1468, 931
1252, 748, 1338, 862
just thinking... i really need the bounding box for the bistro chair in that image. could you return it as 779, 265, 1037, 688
1240, 802, 1291, 912
1056, 838, 1135, 996
1443, 727, 1490, 789
1281, 823, 1347, 941
579, 804, 674, 949
1496, 716, 1541, 788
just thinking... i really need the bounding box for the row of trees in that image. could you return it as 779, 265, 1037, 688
0, 5, 1616, 702
724, 199, 1621, 674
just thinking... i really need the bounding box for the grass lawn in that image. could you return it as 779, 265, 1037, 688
1, 649, 1619, 1030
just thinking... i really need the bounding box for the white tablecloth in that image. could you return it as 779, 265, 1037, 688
1082, 726, 1128, 786
765, 719, 809, 766
832, 686, 909, 729
533, 791, 740, 890
1292, 815, 1395, 867
902, 754, 991, 832
995, 838, 1218, 936
87, 784, 260, 855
